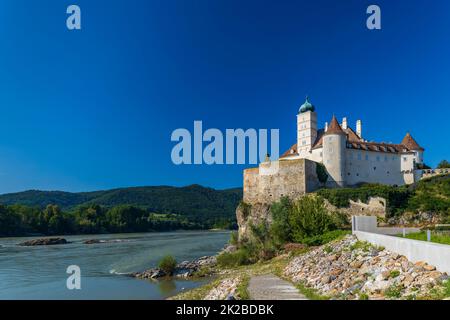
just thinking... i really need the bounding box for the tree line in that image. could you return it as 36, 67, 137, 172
0, 203, 236, 237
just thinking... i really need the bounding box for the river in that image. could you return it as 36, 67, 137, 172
0, 230, 230, 299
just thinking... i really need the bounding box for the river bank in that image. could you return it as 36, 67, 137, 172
170, 235, 450, 300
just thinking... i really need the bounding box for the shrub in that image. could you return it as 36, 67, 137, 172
217, 249, 252, 267
229, 231, 239, 245
301, 230, 350, 246
158, 255, 177, 274
359, 293, 369, 300
289, 196, 337, 242
270, 197, 293, 246
385, 284, 403, 299
316, 163, 329, 184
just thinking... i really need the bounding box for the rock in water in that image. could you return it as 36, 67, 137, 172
19, 237, 69, 246
83, 239, 102, 244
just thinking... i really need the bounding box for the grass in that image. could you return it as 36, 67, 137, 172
399, 231, 450, 245
384, 284, 403, 299
170, 277, 224, 300
295, 281, 330, 300
350, 240, 372, 252
236, 275, 250, 300
389, 270, 400, 278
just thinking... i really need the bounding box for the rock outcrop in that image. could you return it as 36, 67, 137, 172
19, 237, 69, 246
236, 202, 271, 241
284, 235, 448, 300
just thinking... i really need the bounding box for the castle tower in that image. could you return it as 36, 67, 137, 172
401, 132, 425, 165
297, 97, 317, 157
322, 115, 346, 187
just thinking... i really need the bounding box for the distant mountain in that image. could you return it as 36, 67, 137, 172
0, 184, 243, 223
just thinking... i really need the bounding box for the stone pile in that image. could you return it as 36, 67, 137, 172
284, 235, 448, 300
133, 255, 217, 280
203, 277, 240, 300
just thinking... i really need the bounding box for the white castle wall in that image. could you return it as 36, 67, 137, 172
344, 149, 406, 186
322, 134, 346, 187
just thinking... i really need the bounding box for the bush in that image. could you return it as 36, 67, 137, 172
270, 197, 293, 246
316, 163, 329, 184
289, 196, 337, 242
158, 255, 177, 274
217, 249, 252, 267
229, 231, 239, 245
301, 230, 351, 246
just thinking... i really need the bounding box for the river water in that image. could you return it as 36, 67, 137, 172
0, 230, 230, 299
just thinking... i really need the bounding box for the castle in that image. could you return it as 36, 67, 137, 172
243, 97, 425, 204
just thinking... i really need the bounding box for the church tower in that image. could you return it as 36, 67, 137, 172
297, 97, 317, 157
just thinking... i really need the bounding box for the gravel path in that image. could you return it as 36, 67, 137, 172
248, 274, 308, 300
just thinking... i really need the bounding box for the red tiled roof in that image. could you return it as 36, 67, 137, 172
280, 128, 419, 158
401, 133, 424, 151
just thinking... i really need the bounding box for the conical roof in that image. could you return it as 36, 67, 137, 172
401, 132, 424, 151
324, 115, 346, 135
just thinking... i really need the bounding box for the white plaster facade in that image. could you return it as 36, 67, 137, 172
281, 98, 425, 187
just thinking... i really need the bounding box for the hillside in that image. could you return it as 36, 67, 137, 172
0, 184, 242, 226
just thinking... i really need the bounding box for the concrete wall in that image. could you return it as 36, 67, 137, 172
352, 216, 420, 235
421, 168, 450, 179
243, 158, 320, 204
354, 231, 450, 274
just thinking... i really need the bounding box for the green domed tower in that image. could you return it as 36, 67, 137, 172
298, 96, 315, 113
297, 96, 318, 156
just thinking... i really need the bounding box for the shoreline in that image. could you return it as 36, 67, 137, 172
0, 229, 232, 240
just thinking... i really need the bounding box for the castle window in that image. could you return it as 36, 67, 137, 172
365, 154, 369, 161
403, 157, 407, 162
357, 153, 362, 160
374, 167, 377, 171
320, 152, 323, 157
348, 173, 351, 176
302, 140, 306, 146
376, 156, 380, 161
356, 173, 359, 176
384, 156, 388, 162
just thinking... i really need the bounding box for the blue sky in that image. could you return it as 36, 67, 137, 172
0, 0, 449, 193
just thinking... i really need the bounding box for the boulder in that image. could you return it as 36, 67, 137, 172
19, 237, 69, 246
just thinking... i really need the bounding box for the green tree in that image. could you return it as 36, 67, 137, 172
0, 205, 22, 236
106, 205, 148, 232
438, 160, 450, 169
